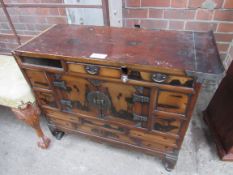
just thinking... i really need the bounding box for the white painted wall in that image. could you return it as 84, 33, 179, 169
64, 0, 122, 27
108, 0, 122, 27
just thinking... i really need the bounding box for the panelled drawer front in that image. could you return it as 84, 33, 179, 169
139, 71, 194, 87
48, 117, 75, 129
35, 91, 57, 108
156, 91, 189, 114
152, 115, 183, 136
24, 69, 49, 89
67, 62, 121, 78
45, 110, 177, 151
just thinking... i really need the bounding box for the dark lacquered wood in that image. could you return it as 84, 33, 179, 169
12, 24, 223, 171
14, 24, 224, 75
204, 62, 233, 161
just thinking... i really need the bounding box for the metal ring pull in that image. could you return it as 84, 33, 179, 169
152, 73, 167, 83
85, 65, 99, 75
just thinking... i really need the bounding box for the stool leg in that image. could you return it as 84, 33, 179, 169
11, 103, 50, 149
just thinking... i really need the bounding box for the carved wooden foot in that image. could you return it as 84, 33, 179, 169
48, 125, 65, 140
162, 151, 179, 172
37, 136, 50, 149
11, 102, 50, 149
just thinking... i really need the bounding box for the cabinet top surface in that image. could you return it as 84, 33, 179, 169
15, 24, 224, 74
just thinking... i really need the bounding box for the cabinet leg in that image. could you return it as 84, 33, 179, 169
203, 111, 208, 125
162, 151, 179, 172
11, 103, 50, 149
48, 125, 65, 140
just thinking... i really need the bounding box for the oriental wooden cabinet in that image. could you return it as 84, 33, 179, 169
13, 24, 224, 171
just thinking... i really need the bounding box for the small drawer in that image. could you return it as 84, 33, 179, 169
35, 91, 57, 108
67, 62, 121, 78
156, 91, 189, 114
48, 117, 76, 130
140, 71, 194, 87
129, 128, 178, 148
21, 57, 63, 70
153, 115, 183, 135
24, 69, 49, 89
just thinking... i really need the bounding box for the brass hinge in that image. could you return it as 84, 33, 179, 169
133, 113, 148, 122
132, 94, 150, 103
53, 80, 67, 90
60, 99, 72, 112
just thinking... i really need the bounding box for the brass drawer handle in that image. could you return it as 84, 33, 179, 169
152, 73, 167, 83
85, 65, 99, 75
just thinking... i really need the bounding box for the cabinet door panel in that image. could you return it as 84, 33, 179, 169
51, 75, 98, 116
100, 81, 150, 127
50, 74, 150, 128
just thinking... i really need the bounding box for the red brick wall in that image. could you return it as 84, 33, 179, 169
1, 0, 233, 61
0, 0, 67, 54
123, 0, 233, 61
224, 41, 233, 69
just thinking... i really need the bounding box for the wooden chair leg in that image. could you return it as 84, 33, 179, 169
11, 103, 50, 149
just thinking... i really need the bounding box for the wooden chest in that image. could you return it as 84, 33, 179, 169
13, 24, 224, 171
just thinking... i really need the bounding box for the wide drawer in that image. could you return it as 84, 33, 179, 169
67, 62, 194, 88
45, 109, 178, 150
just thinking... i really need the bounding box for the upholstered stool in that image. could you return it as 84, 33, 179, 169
0, 55, 50, 149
